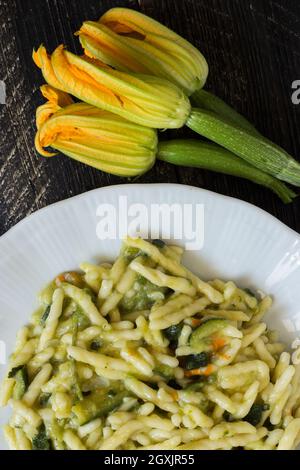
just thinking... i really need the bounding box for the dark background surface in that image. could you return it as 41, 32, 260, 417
0, 0, 299, 236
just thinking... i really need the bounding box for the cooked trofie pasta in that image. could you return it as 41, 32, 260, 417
1, 237, 300, 450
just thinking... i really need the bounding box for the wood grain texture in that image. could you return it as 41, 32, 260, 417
0, 0, 299, 236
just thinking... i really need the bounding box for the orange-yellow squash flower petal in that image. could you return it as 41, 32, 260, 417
34, 44, 191, 129
77, 8, 208, 96
40, 84, 74, 107
35, 99, 158, 176
33, 45, 68, 92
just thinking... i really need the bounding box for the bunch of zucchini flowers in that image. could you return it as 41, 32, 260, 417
34, 7, 299, 202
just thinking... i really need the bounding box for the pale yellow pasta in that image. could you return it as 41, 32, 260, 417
98, 279, 113, 299
78, 418, 102, 438
124, 237, 187, 278
209, 421, 256, 439
218, 360, 270, 391
292, 347, 300, 365
222, 325, 243, 338
237, 288, 258, 309
67, 346, 139, 374
10, 400, 41, 428
178, 324, 192, 346
10, 338, 38, 369
223, 281, 237, 300
165, 245, 184, 262
109, 308, 121, 323
77, 326, 102, 343
270, 385, 291, 425
0, 378, 15, 407
122, 309, 150, 322
130, 259, 196, 296
124, 377, 178, 414
148, 428, 171, 441
51, 393, 71, 421
94, 368, 128, 381
150, 297, 210, 330
131, 432, 151, 446
76, 364, 93, 380
273, 351, 291, 381
100, 291, 123, 316
241, 323, 267, 348
15, 428, 32, 450
138, 402, 155, 416
38, 288, 64, 351
211, 404, 225, 423
157, 387, 174, 403
80, 262, 109, 279
187, 271, 224, 303
283, 415, 294, 428
178, 428, 267, 450
139, 436, 181, 450
253, 337, 276, 369
62, 283, 108, 327
284, 365, 300, 416
277, 418, 300, 450
138, 347, 155, 368
23, 364, 52, 406
14, 327, 29, 354
28, 347, 55, 374
85, 428, 103, 449
107, 411, 135, 429
175, 345, 195, 356
2, 238, 300, 450
150, 293, 192, 320
249, 296, 272, 325
184, 404, 214, 428
119, 397, 138, 411
232, 381, 260, 420
115, 268, 136, 295
98, 420, 144, 450
205, 386, 237, 414
120, 347, 153, 376
266, 343, 285, 355
109, 256, 127, 285
3, 425, 17, 450
83, 271, 102, 293
154, 351, 179, 368
64, 430, 86, 450
141, 414, 175, 431
202, 309, 250, 322
104, 328, 142, 342
124, 377, 156, 403
124, 237, 222, 303
269, 366, 295, 404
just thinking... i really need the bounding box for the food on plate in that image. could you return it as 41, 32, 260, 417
1, 238, 300, 450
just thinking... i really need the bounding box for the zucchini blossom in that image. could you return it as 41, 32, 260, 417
35, 85, 157, 177
33, 44, 191, 129
78, 7, 208, 95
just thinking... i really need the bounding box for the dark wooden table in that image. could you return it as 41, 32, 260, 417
1, 0, 299, 236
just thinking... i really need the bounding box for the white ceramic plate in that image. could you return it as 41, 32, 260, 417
1, 183, 300, 449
